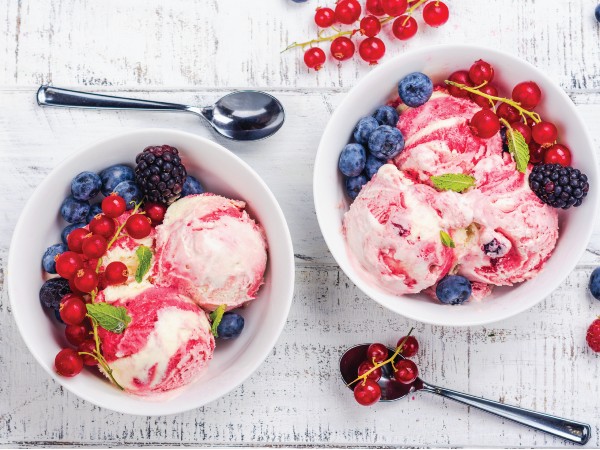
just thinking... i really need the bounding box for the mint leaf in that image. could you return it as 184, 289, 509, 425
506, 129, 529, 173
209, 304, 227, 337
135, 245, 152, 283
440, 230, 455, 248
86, 303, 131, 333
430, 173, 476, 193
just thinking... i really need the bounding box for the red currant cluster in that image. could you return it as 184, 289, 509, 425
288, 0, 450, 70
350, 334, 419, 406
445, 60, 571, 167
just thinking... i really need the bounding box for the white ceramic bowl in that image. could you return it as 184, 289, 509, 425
314, 44, 599, 327
8, 128, 295, 415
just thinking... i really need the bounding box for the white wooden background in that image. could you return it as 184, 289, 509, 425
2, 0, 600, 447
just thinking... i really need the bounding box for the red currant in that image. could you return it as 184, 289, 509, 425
89, 214, 116, 239
509, 122, 532, 144
366, 343, 388, 364
358, 37, 385, 65
366, 0, 385, 16
78, 339, 98, 366
101, 194, 126, 219
360, 15, 382, 37
496, 103, 521, 123
528, 142, 546, 164
330, 37, 355, 61
314, 7, 335, 28
82, 234, 108, 259
358, 361, 382, 382
105, 261, 129, 285
470, 84, 498, 108
544, 144, 571, 166
468, 59, 494, 85
67, 228, 89, 253
392, 15, 418, 40
144, 202, 167, 225
512, 81, 542, 110
397, 336, 419, 357
381, 0, 407, 17
531, 121, 558, 145
65, 323, 89, 346
73, 268, 99, 293
353, 379, 381, 406
55, 251, 84, 279
59, 295, 87, 325
125, 214, 153, 239
55, 348, 84, 377
335, 0, 361, 24
304, 47, 326, 71
68, 277, 85, 295
447, 70, 472, 98
394, 359, 418, 384
470, 109, 500, 139
422, 1, 449, 27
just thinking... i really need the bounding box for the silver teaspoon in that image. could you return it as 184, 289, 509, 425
340, 344, 591, 446
37, 85, 285, 141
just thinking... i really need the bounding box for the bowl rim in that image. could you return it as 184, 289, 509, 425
8, 127, 295, 415
313, 43, 599, 327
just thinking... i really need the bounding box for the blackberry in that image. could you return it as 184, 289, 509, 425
134, 145, 187, 205
483, 238, 508, 258
529, 163, 589, 209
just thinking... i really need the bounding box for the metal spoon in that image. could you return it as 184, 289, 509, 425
340, 344, 591, 445
36, 85, 285, 141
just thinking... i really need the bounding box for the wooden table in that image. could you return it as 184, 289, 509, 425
2, 0, 600, 447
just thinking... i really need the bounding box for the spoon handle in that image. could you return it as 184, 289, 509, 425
37, 85, 190, 112
422, 382, 591, 445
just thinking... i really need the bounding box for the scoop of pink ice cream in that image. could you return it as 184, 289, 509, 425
154, 194, 268, 312
98, 287, 214, 396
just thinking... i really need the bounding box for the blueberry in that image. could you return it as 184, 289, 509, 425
365, 154, 385, 179
60, 195, 90, 223
596, 4, 600, 22
113, 180, 142, 210
39, 277, 71, 310
42, 243, 68, 273
345, 174, 368, 200
398, 72, 434, 108
86, 202, 103, 223
483, 238, 508, 258
368, 125, 405, 160
373, 105, 399, 127
339, 143, 367, 177
99, 164, 135, 196
181, 175, 205, 197
589, 267, 600, 300
61, 222, 86, 244
436, 275, 472, 305
353, 116, 379, 145
71, 171, 102, 201
216, 312, 245, 339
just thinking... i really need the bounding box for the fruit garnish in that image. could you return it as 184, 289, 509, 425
59, 295, 87, 325
469, 109, 500, 139
86, 302, 131, 334
430, 173, 475, 193
101, 193, 127, 218
422, 1, 449, 27
105, 261, 129, 286
436, 275, 472, 305
134, 245, 152, 283
500, 119, 530, 173
209, 304, 227, 337
55, 348, 84, 377
125, 214, 152, 239
215, 312, 245, 339
439, 230, 455, 248
528, 164, 589, 209
135, 145, 186, 205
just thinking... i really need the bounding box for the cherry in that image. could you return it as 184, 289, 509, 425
447, 70, 472, 98
367, 343, 388, 364
335, 0, 361, 24
105, 261, 129, 285
531, 121, 558, 145
65, 323, 89, 346
470, 109, 500, 139
73, 268, 99, 293
59, 295, 87, 325
78, 339, 98, 366
366, 0, 385, 16
422, 1, 449, 27
392, 15, 417, 40
82, 234, 108, 259
358, 37, 386, 65
512, 81, 542, 110
528, 141, 546, 164
55, 348, 84, 377
470, 84, 497, 109
144, 202, 167, 225
394, 359, 418, 384
496, 103, 521, 123
67, 228, 89, 253
304, 47, 326, 71
125, 213, 153, 239
55, 251, 84, 279
397, 336, 419, 357
314, 7, 336, 28
330, 37, 355, 61
509, 122, 532, 144
358, 361, 382, 382
360, 15, 381, 37
101, 194, 126, 219
544, 144, 572, 166
381, 0, 408, 17
468, 59, 494, 85
353, 379, 381, 406
89, 214, 116, 239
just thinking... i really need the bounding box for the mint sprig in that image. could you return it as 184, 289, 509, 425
86, 303, 131, 334
135, 245, 152, 283
506, 128, 530, 173
440, 230, 455, 248
430, 173, 476, 193
209, 304, 227, 337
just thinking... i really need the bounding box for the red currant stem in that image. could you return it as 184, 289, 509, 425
499, 117, 512, 130
402, 0, 428, 25
347, 327, 415, 387
444, 80, 542, 124
85, 316, 125, 390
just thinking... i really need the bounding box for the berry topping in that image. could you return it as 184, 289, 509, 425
39, 278, 71, 310
468, 59, 494, 85
335, 0, 362, 24
358, 361, 382, 381
59, 295, 87, 325
436, 275, 472, 305
60, 196, 90, 224
422, 1, 449, 27
447, 70, 472, 98
346, 174, 368, 200
510, 121, 532, 144
55, 251, 84, 279
314, 7, 336, 28
61, 222, 86, 244
364, 154, 385, 179
589, 267, 600, 300
78, 339, 98, 366
397, 335, 419, 357
71, 171, 102, 201
586, 319, 600, 353
531, 121, 558, 145
381, 0, 407, 16
392, 15, 418, 40
366, 343, 388, 364
216, 312, 245, 339
353, 116, 379, 145
496, 102, 521, 123
512, 81, 542, 110
360, 15, 382, 36
67, 227, 88, 253
528, 141, 546, 165
73, 268, 99, 293
393, 359, 418, 384
65, 323, 89, 346
470, 84, 497, 109
42, 243, 68, 274
339, 143, 367, 177
55, 348, 84, 377
144, 202, 167, 225
358, 37, 386, 65
135, 145, 186, 205
89, 215, 116, 239
354, 379, 381, 406
99, 164, 135, 196
113, 180, 143, 210
469, 109, 500, 139
330, 36, 356, 61
543, 144, 571, 167
101, 194, 127, 218
181, 175, 205, 197
125, 214, 152, 239
398, 72, 434, 108
368, 125, 405, 160
483, 238, 509, 258
529, 164, 589, 209
304, 47, 326, 70
81, 234, 108, 259
104, 261, 129, 285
